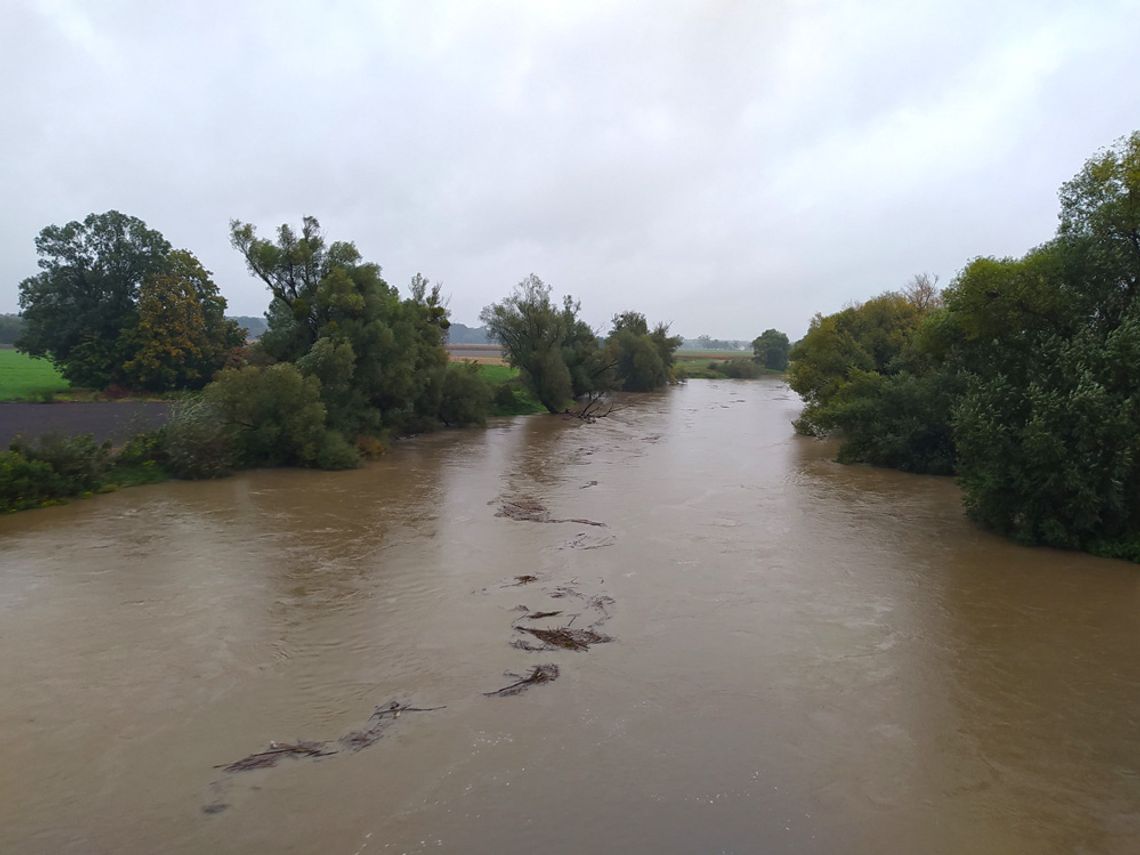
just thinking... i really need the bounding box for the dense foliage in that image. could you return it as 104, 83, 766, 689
481, 275, 603, 411
17, 212, 240, 390
230, 218, 454, 435
605, 311, 683, 392
752, 329, 791, 370
481, 282, 687, 406
789, 131, 1140, 557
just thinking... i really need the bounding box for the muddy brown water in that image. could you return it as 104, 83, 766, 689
1, 378, 1137, 854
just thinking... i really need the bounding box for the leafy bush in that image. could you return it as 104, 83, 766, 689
439, 362, 490, 426
316, 430, 361, 470
0, 450, 56, 511
10, 434, 112, 494
493, 382, 518, 409
163, 397, 234, 479
718, 359, 764, 379
202, 364, 334, 469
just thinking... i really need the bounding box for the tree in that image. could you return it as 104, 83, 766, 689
902, 273, 942, 311
605, 311, 682, 391
230, 217, 451, 434
788, 131, 1140, 558
122, 251, 244, 391
481, 275, 587, 412
948, 132, 1140, 551
0, 314, 24, 346
788, 293, 925, 437
17, 211, 173, 387
751, 328, 790, 370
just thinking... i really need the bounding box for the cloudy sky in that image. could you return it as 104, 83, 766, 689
2, 0, 1137, 338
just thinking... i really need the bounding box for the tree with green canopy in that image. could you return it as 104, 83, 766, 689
122, 251, 244, 391
18, 211, 173, 387
229, 217, 451, 435
18, 211, 239, 391
751, 328, 790, 370
480, 275, 607, 412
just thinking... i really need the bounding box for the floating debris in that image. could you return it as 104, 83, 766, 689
340, 702, 446, 751
484, 664, 561, 697
509, 575, 539, 586
496, 496, 607, 528
561, 531, 616, 550
521, 610, 563, 620
496, 498, 550, 522
517, 626, 612, 651
201, 802, 229, 815
215, 740, 335, 772
588, 594, 615, 612
215, 701, 445, 770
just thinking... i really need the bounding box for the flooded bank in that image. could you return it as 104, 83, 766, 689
1, 378, 1137, 853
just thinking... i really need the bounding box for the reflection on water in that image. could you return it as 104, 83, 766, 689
1, 379, 1137, 854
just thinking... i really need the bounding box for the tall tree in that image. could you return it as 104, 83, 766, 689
481, 275, 583, 412
606, 311, 682, 391
122, 251, 244, 391
230, 217, 452, 434
17, 211, 173, 386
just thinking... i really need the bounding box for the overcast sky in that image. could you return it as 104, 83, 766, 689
2, 0, 1137, 338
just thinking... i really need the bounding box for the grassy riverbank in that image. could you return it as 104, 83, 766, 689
673, 350, 783, 380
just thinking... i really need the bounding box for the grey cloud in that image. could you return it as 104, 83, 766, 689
2, 0, 1137, 339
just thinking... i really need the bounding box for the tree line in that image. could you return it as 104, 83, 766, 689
788, 131, 1140, 561
6, 211, 740, 507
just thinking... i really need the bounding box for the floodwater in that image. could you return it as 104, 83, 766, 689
1, 379, 1138, 854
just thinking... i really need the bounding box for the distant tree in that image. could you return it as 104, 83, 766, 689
227, 316, 268, 339
751, 328, 791, 370
902, 273, 942, 311
0, 314, 24, 346
122, 251, 244, 391
605, 311, 683, 391
17, 211, 173, 386
481, 275, 589, 412
446, 322, 491, 344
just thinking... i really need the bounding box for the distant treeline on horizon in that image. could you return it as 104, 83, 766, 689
445, 321, 748, 351
0, 312, 267, 346
3, 312, 746, 352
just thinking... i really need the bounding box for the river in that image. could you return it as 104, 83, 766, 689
1, 378, 1137, 854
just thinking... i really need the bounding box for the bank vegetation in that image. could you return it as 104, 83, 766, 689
789, 131, 1140, 561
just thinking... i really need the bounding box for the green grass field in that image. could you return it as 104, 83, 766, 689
0, 348, 70, 401
474, 363, 519, 385
470, 362, 546, 416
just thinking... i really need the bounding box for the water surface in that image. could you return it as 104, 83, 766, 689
2, 379, 1137, 853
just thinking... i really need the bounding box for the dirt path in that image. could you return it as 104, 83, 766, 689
0, 402, 171, 447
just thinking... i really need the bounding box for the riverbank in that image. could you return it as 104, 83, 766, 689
0, 357, 549, 513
